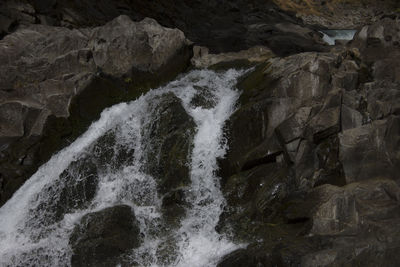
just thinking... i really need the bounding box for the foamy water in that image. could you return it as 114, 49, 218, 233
321, 29, 357, 45
0, 69, 245, 266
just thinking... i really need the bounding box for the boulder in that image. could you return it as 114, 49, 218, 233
144, 93, 195, 194
88, 16, 189, 76
70, 205, 140, 267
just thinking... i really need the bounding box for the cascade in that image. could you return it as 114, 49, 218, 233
0, 69, 245, 266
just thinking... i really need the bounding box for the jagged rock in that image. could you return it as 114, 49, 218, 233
218, 163, 291, 240
219, 100, 270, 180
300, 178, 400, 266
88, 16, 189, 76
339, 116, 400, 183
367, 81, 400, 120
341, 105, 363, 130
0, 15, 192, 206
0, 15, 189, 141
276, 107, 312, 143
307, 107, 341, 143
70, 205, 140, 267
218, 16, 400, 266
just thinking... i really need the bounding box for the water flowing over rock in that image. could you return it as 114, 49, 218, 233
0, 14, 192, 206
1, 2, 400, 266
70, 205, 141, 267
0, 69, 245, 266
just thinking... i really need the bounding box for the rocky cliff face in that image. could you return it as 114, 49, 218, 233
216, 15, 400, 266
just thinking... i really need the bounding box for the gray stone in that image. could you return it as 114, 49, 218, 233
332, 71, 359, 91
89, 16, 189, 76
0, 15, 189, 141
276, 107, 312, 143
339, 117, 400, 183
70, 205, 140, 267
307, 107, 341, 143
341, 105, 363, 130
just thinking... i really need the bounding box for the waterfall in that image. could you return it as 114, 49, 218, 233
0, 69, 245, 266
320, 29, 357, 45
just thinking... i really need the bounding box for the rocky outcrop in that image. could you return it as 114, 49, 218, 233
0, 15, 192, 206
69, 205, 140, 267
0, 0, 329, 57
217, 16, 400, 266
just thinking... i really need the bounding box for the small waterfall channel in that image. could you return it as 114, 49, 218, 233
320, 29, 357, 45
0, 69, 246, 266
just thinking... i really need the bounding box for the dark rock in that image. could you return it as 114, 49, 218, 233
307, 107, 341, 143
218, 163, 292, 241
0, 15, 192, 206
70, 205, 140, 267
145, 93, 195, 194
26, 157, 98, 230
161, 188, 187, 227
219, 101, 270, 180
339, 116, 400, 183
341, 105, 363, 130
276, 107, 312, 144
6, 0, 328, 56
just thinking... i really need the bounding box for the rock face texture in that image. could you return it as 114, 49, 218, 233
216, 15, 400, 266
0, 0, 328, 56
69, 205, 141, 267
0, 15, 192, 206
1, 1, 400, 266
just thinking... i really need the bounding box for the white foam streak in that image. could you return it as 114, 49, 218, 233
321, 29, 357, 45
0, 68, 246, 266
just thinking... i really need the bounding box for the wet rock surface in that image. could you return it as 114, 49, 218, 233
69, 205, 140, 267
144, 93, 195, 194
0, 1, 400, 266
217, 16, 400, 266
0, 15, 192, 206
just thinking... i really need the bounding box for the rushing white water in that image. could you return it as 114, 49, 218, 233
0, 69, 245, 266
321, 29, 357, 45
